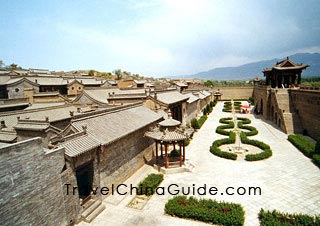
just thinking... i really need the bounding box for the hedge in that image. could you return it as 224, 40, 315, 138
210, 131, 237, 160
237, 122, 258, 136
259, 209, 320, 226
191, 118, 199, 129
137, 173, 164, 196
288, 134, 315, 158
165, 196, 245, 226
198, 115, 208, 128
216, 118, 234, 136
240, 132, 272, 161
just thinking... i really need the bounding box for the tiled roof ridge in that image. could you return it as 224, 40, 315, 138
71, 102, 143, 122
0, 103, 73, 117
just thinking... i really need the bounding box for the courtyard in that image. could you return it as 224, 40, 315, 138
78, 101, 320, 226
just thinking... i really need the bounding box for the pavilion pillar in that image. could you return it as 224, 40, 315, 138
165, 143, 168, 169
179, 142, 182, 167
160, 143, 163, 158
298, 73, 301, 85
155, 141, 158, 164
183, 142, 185, 161
173, 143, 176, 151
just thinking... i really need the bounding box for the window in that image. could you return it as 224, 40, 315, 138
15, 88, 20, 92
78, 87, 81, 90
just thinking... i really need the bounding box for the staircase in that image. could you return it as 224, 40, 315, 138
81, 199, 105, 223
274, 89, 303, 134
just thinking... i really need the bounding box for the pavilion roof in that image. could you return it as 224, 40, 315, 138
159, 118, 181, 127
145, 127, 188, 142
263, 57, 309, 72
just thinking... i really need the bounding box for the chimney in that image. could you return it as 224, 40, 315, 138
45, 116, 49, 122
77, 107, 81, 113
82, 125, 87, 133
0, 120, 6, 129
35, 79, 38, 84
69, 111, 74, 116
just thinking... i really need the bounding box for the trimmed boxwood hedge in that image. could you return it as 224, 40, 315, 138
137, 173, 164, 196
237, 121, 258, 136
288, 134, 315, 158
313, 154, 320, 167
210, 131, 237, 160
240, 132, 272, 161
198, 115, 208, 128
165, 196, 245, 226
259, 208, 320, 226
216, 118, 234, 136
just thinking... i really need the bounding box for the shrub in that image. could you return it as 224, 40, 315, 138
240, 132, 272, 161
288, 134, 315, 158
237, 122, 258, 136
191, 118, 199, 129
259, 208, 320, 226
210, 132, 237, 160
315, 139, 320, 154
198, 115, 207, 128
184, 138, 190, 146
137, 173, 164, 196
202, 108, 207, 115
312, 154, 320, 167
165, 196, 245, 226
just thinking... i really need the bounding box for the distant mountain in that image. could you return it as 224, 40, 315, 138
179, 53, 320, 80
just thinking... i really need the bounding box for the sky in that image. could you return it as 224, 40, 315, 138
0, 0, 320, 77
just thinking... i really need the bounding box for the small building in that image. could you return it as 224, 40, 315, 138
263, 57, 309, 88
145, 90, 189, 123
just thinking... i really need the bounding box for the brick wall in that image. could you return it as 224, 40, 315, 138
0, 138, 68, 226
214, 86, 254, 100
99, 123, 157, 189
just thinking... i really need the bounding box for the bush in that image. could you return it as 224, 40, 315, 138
210, 132, 237, 160
191, 118, 199, 129
312, 154, 320, 167
237, 122, 258, 136
137, 173, 164, 196
202, 108, 207, 115
259, 208, 320, 226
198, 115, 207, 128
288, 134, 315, 158
315, 139, 320, 154
184, 138, 190, 146
240, 132, 272, 161
165, 196, 245, 226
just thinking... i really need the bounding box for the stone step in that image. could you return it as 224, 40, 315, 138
81, 200, 102, 219
82, 198, 95, 210
83, 203, 105, 223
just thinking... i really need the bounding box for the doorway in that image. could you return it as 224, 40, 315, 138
76, 162, 94, 200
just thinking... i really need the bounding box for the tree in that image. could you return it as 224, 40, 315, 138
113, 69, 122, 80
88, 70, 95, 76
0, 60, 4, 68
9, 63, 18, 69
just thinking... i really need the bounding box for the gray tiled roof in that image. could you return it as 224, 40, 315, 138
0, 105, 78, 131
71, 105, 162, 145
184, 93, 199, 103
156, 91, 189, 105
145, 128, 188, 142
58, 134, 100, 157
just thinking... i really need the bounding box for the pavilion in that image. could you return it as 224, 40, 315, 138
263, 57, 309, 88
145, 111, 190, 169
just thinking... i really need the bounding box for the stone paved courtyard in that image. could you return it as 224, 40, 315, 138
78, 101, 320, 226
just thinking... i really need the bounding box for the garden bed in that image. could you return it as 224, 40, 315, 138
165, 195, 245, 226
259, 209, 320, 226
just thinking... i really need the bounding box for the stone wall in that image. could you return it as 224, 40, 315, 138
185, 101, 199, 125
99, 123, 157, 189
213, 86, 254, 100
0, 138, 68, 226
290, 89, 320, 140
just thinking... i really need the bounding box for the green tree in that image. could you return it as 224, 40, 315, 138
114, 69, 122, 80
9, 63, 18, 69
88, 70, 95, 76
